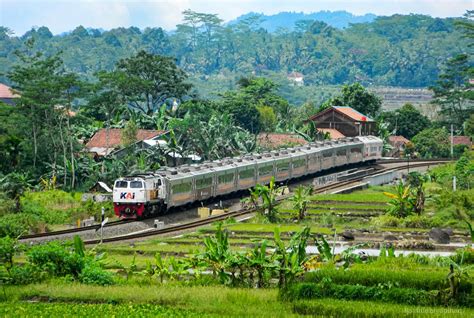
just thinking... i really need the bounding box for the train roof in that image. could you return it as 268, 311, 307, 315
147, 136, 370, 181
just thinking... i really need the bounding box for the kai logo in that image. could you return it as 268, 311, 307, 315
120, 192, 135, 199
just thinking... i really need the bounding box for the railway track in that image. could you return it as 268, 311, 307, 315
19, 159, 450, 243
83, 160, 450, 245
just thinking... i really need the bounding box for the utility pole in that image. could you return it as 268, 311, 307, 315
450, 124, 454, 158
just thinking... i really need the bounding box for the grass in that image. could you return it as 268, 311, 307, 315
310, 187, 392, 203
3, 283, 298, 318
0, 302, 206, 318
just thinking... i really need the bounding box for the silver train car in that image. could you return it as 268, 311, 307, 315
113, 136, 383, 218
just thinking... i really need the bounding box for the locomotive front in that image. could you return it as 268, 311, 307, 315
113, 177, 148, 218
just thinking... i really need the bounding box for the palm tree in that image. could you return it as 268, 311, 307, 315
289, 185, 314, 221
0, 173, 34, 211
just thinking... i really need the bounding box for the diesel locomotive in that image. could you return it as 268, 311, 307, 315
113, 136, 383, 219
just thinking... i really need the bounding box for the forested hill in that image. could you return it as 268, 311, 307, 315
0, 13, 470, 88
229, 11, 377, 31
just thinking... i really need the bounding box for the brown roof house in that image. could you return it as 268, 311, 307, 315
85, 128, 166, 157
257, 133, 307, 150
307, 106, 376, 137
388, 135, 410, 157
452, 136, 473, 150
287, 72, 304, 86
0, 83, 19, 105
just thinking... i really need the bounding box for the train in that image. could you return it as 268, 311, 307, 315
113, 136, 383, 219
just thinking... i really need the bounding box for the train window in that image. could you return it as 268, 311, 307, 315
157, 179, 162, 186
196, 177, 213, 189
115, 181, 128, 188
218, 173, 234, 184
293, 159, 305, 168
172, 182, 192, 194
276, 161, 290, 172
130, 181, 143, 188
239, 168, 255, 179
336, 149, 346, 156
351, 148, 361, 153
258, 165, 273, 176
308, 156, 319, 165
323, 152, 333, 158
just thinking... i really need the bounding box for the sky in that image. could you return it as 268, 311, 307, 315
1, 0, 472, 36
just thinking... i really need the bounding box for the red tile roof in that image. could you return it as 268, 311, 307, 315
308, 106, 374, 123
257, 133, 306, 149
0, 83, 19, 99
388, 135, 410, 146
86, 128, 166, 149
332, 106, 373, 122
317, 128, 345, 139
452, 136, 472, 146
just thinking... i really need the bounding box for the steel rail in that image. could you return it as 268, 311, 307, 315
82, 160, 449, 245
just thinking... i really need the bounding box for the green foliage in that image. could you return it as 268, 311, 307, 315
27, 241, 85, 278
0, 213, 36, 237
430, 53, 473, 128
249, 177, 283, 223
412, 128, 450, 158
328, 83, 382, 117
382, 103, 431, 139
282, 282, 440, 306
289, 186, 314, 221
383, 182, 414, 218
79, 262, 114, 286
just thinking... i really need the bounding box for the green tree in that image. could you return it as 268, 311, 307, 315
121, 120, 138, 147
329, 83, 382, 117
382, 103, 431, 139
430, 54, 474, 129
0, 173, 33, 211
257, 105, 277, 132
108, 50, 192, 116
464, 114, 474, 137
412, 128, 450, 158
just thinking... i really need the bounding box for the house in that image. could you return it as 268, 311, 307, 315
257, 133, 307, 150
317, 128, 345, 140
0, 83, 19, 105
452, 136, 472, 149
287, 72, 304, 86
85, 128, 166, 157
307, 106, 376, 137
388, 135, 410, 157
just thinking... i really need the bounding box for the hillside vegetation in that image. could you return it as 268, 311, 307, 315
0, 13, 470, 88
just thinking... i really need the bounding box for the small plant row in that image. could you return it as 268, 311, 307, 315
303, 267, 472, 292
281, 281, 472, 307
291, 299, 474, 318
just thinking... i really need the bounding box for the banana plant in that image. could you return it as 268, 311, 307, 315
383, 181, 415, 218
289, 186, 314, 221
247, 239, 274, 288
201, 223, 231, 283
154, 253, 169, 283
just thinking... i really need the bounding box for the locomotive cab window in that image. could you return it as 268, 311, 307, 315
115, 181, 128, 188
130, 181, 143, 188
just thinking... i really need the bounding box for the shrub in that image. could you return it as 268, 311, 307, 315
282, 282, 438, 306
303, 267, 452, 292
292, 299, 472, 318
402, 215, 438, 228
27, 241, 85, 278
371, 215, 400, 227
79, 261, 114, 286
0, 213, 37, 237
9, 264, 44, 285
